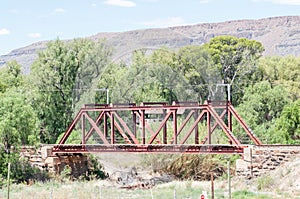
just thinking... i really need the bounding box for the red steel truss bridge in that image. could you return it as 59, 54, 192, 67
53, 101, 262, 155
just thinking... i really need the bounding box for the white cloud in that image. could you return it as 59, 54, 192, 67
54, 8, 66, 14
103, 0, 136, 7
91, 3, 97, 7
142, 0, 159, 2
254, 0, 300, 5
140, 17, 186, 28
28, 33, 42, 38
0, 28, 10, 35
199, 0, 210, 3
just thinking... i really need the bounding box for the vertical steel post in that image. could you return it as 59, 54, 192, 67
111, 112, 115, 144
173, 109, 178, 144
207, 111, 211, 144
216, 84, 230, 102
106, 89, 109, 104
142, 110, 146, 144
227, 85, 230, 102
82, 113, 86, 145
133, 111, 137, 137
163, 109, 167, 144
227, 102, 232, 132
104, 112, 107, 138
194, 109, 199, 144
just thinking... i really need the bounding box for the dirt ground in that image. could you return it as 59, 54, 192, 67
1, 154, 300, 199
97, 153, 300, 197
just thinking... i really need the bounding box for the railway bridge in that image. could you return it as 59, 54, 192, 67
25, 100, 299, 178
53, 100, 262, 155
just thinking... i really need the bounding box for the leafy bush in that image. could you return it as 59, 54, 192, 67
60, 165, 72, 181
0, 148, 49, 186
87, 155, 108, 180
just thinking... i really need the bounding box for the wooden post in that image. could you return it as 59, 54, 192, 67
50, 189, 53, 199
173, 188, 176, 199
228, 161, 231, 199
7, 162, 11, 199
250, 148, 253, 177
99, 185, 102, 199
211, 172, 214, 199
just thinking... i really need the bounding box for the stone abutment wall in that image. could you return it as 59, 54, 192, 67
236, 145, 300, 178
20, 146, 88, 178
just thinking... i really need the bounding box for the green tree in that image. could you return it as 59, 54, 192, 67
236, 81, 291, 143
96, 62, 127, 103
273, 99, 300, 144
31, 38, 112, 143
102, 49, 197, 104
0, 61, 23, 93
258, 56, 300, 100
0, 61, 38, 150
0, 90, 39, 151
204, 36, 264, 104
176, 45, 220, 102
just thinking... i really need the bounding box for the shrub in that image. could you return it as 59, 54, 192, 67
0, 148, 49, 186
257, 175, 274, 190
164, 155, 227, 181
87, 155, 108, 180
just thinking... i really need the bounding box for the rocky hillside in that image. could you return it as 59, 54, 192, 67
1, 16, 300, 74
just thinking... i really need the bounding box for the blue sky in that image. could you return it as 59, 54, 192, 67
0, 0, 300, 55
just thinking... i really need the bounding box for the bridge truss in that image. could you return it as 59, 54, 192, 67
53, 101, 262, 154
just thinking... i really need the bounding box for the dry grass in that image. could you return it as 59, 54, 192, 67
0, 179, 288, 199
1, 156, 300, 199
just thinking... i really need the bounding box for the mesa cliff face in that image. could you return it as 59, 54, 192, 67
1, 16, 300, 74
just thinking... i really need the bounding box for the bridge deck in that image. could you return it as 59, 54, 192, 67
52, 144, 246, 154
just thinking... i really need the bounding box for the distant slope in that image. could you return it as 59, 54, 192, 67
1, 16, 300, 74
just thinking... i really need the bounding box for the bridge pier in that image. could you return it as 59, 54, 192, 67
44, 153, 88, 178
236, 145, 300, 178
21, 146, 89, 178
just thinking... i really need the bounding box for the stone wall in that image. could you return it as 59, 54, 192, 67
236, 145, 300, 178
21, 145, 300, 179
20, 146, 88, 178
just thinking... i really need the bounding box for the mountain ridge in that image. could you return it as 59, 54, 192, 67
1, 16, 300, 74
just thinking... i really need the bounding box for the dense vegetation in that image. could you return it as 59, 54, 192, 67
0, 36, 299, 183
